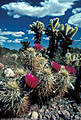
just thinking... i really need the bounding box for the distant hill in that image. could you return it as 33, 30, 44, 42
0, 45, 18, 57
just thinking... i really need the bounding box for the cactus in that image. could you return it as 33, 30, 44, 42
22, 48, 72, 103
30, 21, 44, 44
59, 24, 78, 54
0, 80, 30, 117
20, 41, 30, 51
45, 18, 60, 56
53, 66, 72, 97
75, 66, 81, 103
30, 55, 54, 103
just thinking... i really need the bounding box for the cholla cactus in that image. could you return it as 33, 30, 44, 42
0, 80, 29, 117
45, 18, 60, 56
30, 21, 44, 44
20, 41, 30, 51
65, 50, 72, 64
60, 24, 78, 38
60, 24, 78, 54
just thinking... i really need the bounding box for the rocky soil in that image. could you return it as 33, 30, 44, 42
23, 97, 81, 120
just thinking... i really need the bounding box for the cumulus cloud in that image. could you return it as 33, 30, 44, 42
1, 0, 78, 18
68, 8, 81, 28
0, 30, 25, 37
0, 36, 8, 40
0, 36, 8, 45
0, 29, 25, 46
27, 30, 34, 34
7, 39, 23, 43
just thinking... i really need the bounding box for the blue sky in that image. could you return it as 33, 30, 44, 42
0, 0, 81, 50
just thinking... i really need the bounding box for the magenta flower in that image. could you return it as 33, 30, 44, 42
24, 73, 39, 88
34, 44, 43, 51
51, 61, 61, 72
65, 66, 76, 75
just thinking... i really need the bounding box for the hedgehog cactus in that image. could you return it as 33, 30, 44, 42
0, 80, 29, 117
30, 21, 44, 44
23, 48, 72, 103
31, 55, 54, 102
59, 24, 78, 54
53, 66, 71, 97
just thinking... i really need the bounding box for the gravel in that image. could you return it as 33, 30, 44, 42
26, 98, 81, 120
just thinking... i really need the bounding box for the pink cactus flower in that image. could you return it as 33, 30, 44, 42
24, 73, 39, 88
34, 44, 43, 51
51, 61, 61, 72
65, 66, 76, 75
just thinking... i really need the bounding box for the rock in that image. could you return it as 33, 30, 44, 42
27, 111, 32, 117
0, 63, 4, 70
77, 106, 81, 114
39, 108, 44, 113
31, 104, 38, 111
4, 68, 15, 77
45, 114, 50, 119
50, 115, 56, 120
74, 115, 81, 120
39, 113, 42, 119
31, 111, 38, 120
61, 110, 70, 119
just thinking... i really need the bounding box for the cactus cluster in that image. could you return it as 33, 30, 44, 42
20, 48, 73, 103
30, 21, 44, 44
65, 50, 81, 66
29, 18, 78, 56
0, 80, 29, 117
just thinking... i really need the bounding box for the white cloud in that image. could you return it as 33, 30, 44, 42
7, 39, 23, 43
27, 30, 34, 34
68, 8, 81, 28
0, 29, 25, 45
0, 36, 8, 40
43, 37, 49, 40
0, 36, 8, 45
24, 37, 28, 39
1, 0, 78, 18
7, 40, 12, 43
0, 30, 25, 37
32, 37, 35, 40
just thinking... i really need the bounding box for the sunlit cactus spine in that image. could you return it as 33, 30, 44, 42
45, 18, 60, 56
0, 80, 30, 117
59, 24, 78, 54
30, 20, 44, 44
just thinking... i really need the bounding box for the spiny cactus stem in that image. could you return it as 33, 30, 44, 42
11, 90, 14, 108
